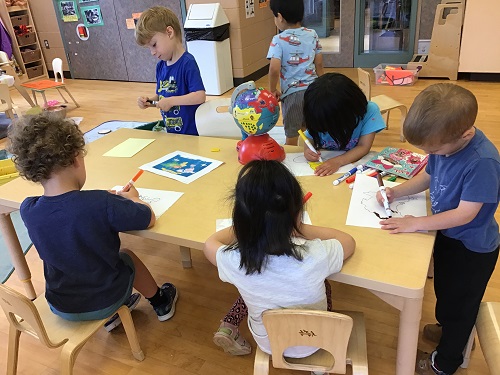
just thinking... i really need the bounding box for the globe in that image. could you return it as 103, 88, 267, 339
230, 81, 280, 136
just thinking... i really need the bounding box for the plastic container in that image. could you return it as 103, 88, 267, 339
373, 63, 420, 86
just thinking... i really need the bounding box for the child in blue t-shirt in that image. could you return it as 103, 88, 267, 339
377, 84, 500, 375
135, 6, 206, 136
302, 73, 386, 176
267, 0, 323, 146
8, 114, 178, 331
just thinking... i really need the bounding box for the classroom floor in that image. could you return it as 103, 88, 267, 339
1, 68, 499, 374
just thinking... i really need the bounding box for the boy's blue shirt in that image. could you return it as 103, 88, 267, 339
266, 27, 321, 99
20, 190, 151, 313
156, 51, 205, 136
426, 128, 500, 252
305, 101, 386, 150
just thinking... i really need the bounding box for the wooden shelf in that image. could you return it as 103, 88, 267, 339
7, 5, 27, 13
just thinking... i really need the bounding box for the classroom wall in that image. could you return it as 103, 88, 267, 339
417, 0, 441, 40
185, 0, 275, 82
29, 0, 69, 72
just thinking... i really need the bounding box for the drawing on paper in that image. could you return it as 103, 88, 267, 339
359, 189, 420, 220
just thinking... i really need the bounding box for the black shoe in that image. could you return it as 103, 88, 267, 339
154, 283, 178, 321
104, 292, 141, 332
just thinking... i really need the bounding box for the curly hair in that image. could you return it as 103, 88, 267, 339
7, 113, 86, 183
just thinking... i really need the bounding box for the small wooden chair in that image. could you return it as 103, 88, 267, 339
0, 83, 21, 120
357, 68, 407, 142
0, 284, 145, 375
21, 58, 79, 109
254, 309, 368, 375
476, 302, 500, 375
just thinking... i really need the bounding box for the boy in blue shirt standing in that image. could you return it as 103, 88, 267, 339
267, 0, 323, 145
9, 114, 178, 329
136, 6, 206, 136
377, 83, 500, 375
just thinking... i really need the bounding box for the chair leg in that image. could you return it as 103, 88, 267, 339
62, 87, 80, 108
117, 305, 145, 361
399, 106, 408, 142
40, 91, 48, 108
56, 87, 69, 104
385, 110, 391, 130
31, 90, 38, 106
253, 347, 270, 375
5, 109, 15, 120
7, 326, 21, 375
461, 326, 476, 369
60, 341, 85, 375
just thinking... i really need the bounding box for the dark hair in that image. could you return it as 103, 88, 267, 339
403, 83, 478, 146
270, 0, 304, 24
7, 113, 86, 183
226, 160, 304, 275
304, 73, 368, 150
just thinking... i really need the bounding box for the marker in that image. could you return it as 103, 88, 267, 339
298, 129, 323, 163
376, 172, 392, 218
303, 192, 312, 204
121, 169, 144, 192
345, 174, 356, 184
333, 165, 362, 186
146, 99, 158, 106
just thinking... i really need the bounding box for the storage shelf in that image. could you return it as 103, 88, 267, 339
7, 5, 27, 13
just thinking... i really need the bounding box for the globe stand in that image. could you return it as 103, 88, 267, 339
237, 133, 285, 165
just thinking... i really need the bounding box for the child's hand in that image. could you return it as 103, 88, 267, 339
379, 215, 419, 233
117, 185, 140, 200
137, 96, 149, 109
376, 186, 395, 204
304, 147, 321, 161
157, 97, 174, 112
271, 90, 281, 101
314, 158, 342, 176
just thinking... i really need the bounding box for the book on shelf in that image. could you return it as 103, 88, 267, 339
365, 147, 429, 179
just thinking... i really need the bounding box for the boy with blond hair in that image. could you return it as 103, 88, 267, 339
377, 84, 500, 375
136, 6, 205, 136
9, 114, 178, 329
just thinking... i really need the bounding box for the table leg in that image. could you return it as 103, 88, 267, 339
179, 246, 192, 268
0, 214, 36, 299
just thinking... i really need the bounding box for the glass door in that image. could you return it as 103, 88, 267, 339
354, 0, 418, 67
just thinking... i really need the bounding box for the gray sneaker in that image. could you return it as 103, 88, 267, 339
154, 283, 178, 321
104, 292, 141, 332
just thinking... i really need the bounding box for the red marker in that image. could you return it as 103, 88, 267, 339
303, 192, 312, 204
121, 169, 144, 192
345, 174, 356, 184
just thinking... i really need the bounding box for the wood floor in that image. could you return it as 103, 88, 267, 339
1, 69, 499, 374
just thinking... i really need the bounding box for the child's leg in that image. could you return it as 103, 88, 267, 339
281, 90, 305, 146
222, 295, 248, 326
432, 232, 499, 374
325, 280, 333, 312
121, 248, 157, 298
214, 296, 251, 355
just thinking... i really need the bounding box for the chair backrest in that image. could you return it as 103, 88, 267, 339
195, 98, 242, 138
357, 68, 372, 101
0, 284, 64, 348
262, 309, 353, 373
0, 51, 10, 65
52, 58, 64, 83
0, 82, 13, 111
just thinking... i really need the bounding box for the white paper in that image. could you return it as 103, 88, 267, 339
216, 211, 312, 231
283, 150, 378, 177
112, 186, 183, 218
140, 151, 223, 184
346, 174, 427, 228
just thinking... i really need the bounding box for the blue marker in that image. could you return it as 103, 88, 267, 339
333, 165, 362, 186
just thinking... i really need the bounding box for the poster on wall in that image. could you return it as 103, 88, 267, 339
245, 0, 255, 18
59, 1, 79, 22
259, 0, 268, 8
76, 23, 89, 40
81, 5, 104, 27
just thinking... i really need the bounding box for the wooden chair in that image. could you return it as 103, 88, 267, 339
476, 302, 500, 375
195, 97, 242, 138
357, 68, 407, 142
21, 58, 79, 109
0, 82, 21, 120
0, 284, 145, 375
254, 309, 368, 375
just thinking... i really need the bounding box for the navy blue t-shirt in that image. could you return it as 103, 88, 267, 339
156, 52, 205, 136
20, 190, 151, 313
426, 128, 500, 253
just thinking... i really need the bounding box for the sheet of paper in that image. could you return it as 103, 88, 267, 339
112, 186, 183, 218
140, 151, 224, 184
216, 212, 312, 231
103, 138, 155, 157
346, 174, 427, 228
283, 150, 378, 177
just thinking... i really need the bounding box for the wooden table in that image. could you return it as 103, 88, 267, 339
0, 128, 435, 375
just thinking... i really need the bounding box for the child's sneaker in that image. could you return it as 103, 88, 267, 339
213, 321, 251, 356
104, 292, 141, 332
154, 283, 178, 321
415, 350, 449, 375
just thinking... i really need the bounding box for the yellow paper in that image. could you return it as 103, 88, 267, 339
308, 161, 322, 170
103, 138, 155, 157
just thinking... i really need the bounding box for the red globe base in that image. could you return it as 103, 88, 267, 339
237, 134, 286, 165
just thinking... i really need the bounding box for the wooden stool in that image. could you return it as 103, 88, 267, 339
476, 302, 500, 374
21, 80, 79, 108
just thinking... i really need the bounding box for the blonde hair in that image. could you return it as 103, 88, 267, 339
403, 83, 478, 146
135, 6, 182, 45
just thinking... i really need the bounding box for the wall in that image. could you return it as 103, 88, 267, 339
28, 0, 69, 72
185, 0, 275, 82
417, 0, 441, 40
